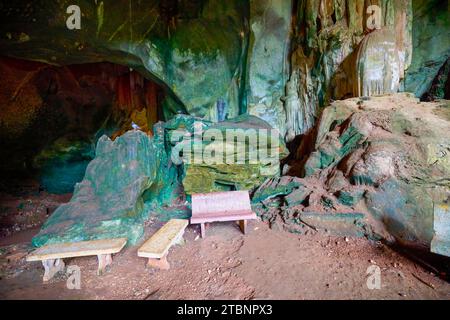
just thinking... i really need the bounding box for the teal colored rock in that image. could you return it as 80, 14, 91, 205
422, 58, 450, 101
285, 187, 310, 207
404, 0, 450, 97
350, 175, 375, 186
0, 0, 248, 120
39, 161, 91, 194
252, 176, 304, 204
336, 190, 365, 207
32, 129, 179, 247
431, 203, 450, 257
33, 138, 95, 194
304, 121, 365, 177
247, 0, 292, 135
300, 94, 450, 249
298, 212, 368, 238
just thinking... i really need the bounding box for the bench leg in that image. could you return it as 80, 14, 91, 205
42, 258, 65, 282
97, 254, 113, 276
239, 220, 247, 235
147, 254, 170, 270
200, 223, 206, 238
174, 233, 185, 246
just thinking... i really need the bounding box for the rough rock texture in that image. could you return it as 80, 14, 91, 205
33, 139, 94, 194
251, 175, 369, 237
286, 0, 413, 140
255, 94, 450, 251
0, 0, 248, 121
422, 57, 450, 102
0, 58, 116, 191
0, 57, 168, 193
355, 28, 402, 97
1, 0, 448, 142
32, 129, 179, 247
246, 0, 292, 138
0, 1, 449, 256
32, 113, 287, 246
165, 114, 288, 195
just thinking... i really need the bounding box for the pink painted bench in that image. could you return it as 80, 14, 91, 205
190, 191, 257, 238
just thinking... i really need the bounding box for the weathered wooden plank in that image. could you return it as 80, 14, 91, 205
138, 219, 188, 259
26, 238, 127, 262
192, 191, 252, 216
191, 191, 257, 238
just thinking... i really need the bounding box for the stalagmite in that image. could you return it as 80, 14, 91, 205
355, 28, 401, 97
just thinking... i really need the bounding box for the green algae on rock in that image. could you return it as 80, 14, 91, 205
33, 138, 95, 194
32, 113, 287, 246
32, 129, 179, 247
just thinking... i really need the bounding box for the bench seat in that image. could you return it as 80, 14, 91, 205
27, 238, 127, 281
138, 219, 188, 270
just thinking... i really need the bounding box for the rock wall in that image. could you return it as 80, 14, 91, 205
246, 0, 293, 138
165, 114, 288, 195
403, 0, 450, 97
32, 128, 180, 246
1, 0, 448, 142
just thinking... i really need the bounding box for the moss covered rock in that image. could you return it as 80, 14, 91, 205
302, 94, 450, 249
0, 0, 248, 120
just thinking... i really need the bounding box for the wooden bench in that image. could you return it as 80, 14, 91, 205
138, 219, 188, 270
26, 238, 127, 281
190, 191, 257, 238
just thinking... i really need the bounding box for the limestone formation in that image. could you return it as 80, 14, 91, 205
254, 94, 450, 251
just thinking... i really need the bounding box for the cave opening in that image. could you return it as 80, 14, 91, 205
0, 56, 180, 195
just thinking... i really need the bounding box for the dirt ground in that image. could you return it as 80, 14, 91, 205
0, 219, 449, 300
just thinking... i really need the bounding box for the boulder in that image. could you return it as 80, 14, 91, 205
303, 94, 450, 249
165, 114, 288, 195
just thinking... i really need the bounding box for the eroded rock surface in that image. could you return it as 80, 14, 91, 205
254, 94, 450, 250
